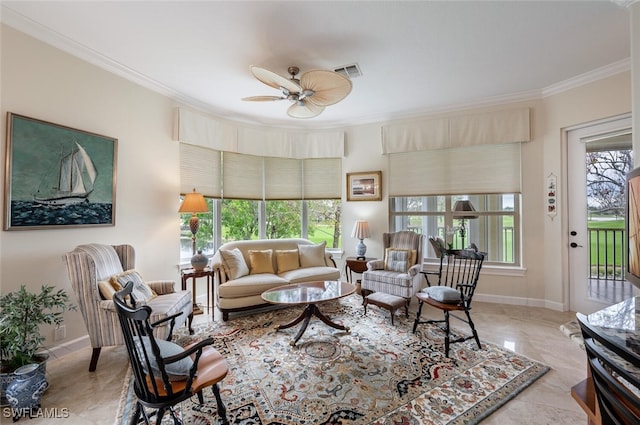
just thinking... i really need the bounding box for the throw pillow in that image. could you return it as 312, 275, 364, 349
248, 249, 275, 274
298, 241, 327, 267
110, 270, 157, 303
275, 249, 300, 273
135, 336, 193, 381
98, 280, 116, 300
219, 248, 250, 279
424, 286, 461, 303
384, 249, 410, 272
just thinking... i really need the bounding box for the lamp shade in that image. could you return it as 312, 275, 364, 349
453, 200, 478, 219
351, 220, 371, 239
178, 189, 209, 213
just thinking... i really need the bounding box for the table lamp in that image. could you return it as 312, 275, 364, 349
178, 189, 209, 266
351, 220, 371, 260
453, 200, 478, 249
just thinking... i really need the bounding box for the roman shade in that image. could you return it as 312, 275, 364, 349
389, 143, 522, 196
385, 107, 529, 196
181, 147, 341, 200
177, 108, 343, 200
179, 143, 221, 198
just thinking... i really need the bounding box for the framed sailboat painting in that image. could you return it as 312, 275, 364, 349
3, 113, 117, 230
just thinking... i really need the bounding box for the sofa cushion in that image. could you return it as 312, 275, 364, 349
110, 270, 157, 302
218, 274, 289, 298
146, 290, 192, 331
275, 249, 300, 273
248, 250, 275, 274
298, 241, 327, 267
220, 248, 249, 279
280, 266, 341, 284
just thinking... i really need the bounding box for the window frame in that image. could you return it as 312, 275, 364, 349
389, 194, 520, 267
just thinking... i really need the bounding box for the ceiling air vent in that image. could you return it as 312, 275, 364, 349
333, 63, 362, 79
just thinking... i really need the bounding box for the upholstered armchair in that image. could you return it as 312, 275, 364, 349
361, 231, 427, 304
63, 243, 193, 371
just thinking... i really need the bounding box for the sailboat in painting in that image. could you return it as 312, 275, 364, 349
33, 142, 98, 207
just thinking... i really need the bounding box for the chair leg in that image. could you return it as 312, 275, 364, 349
156, 408, 165, 425
89, 347, 101, 372
212, 383, 229, 425
444, 310, 451, 358
412, 300, 424, 333
197, 390, 204, 404
188, 312, 194, 335
464, 309, 482, 350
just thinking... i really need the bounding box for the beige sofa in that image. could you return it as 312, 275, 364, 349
211, 238, 340, 320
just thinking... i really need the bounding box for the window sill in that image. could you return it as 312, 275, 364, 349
421, 261, 526, 277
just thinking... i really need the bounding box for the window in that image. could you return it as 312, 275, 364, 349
390, 194, 520, 265
180, 198, 342, 264
179, 143, 342, 262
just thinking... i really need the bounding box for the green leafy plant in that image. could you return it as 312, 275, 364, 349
0, 285, 75, 372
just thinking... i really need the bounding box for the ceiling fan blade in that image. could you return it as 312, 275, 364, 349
250, 66, 301, 94
242, 95, 285, 102
287, 101, 325, 119
300, 70, 352, 106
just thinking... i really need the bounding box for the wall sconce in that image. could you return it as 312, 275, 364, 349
453, 200, 478, 249
351, 220, 371, 260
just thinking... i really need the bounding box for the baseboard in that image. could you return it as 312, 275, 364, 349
44, 335, 90, 361
474, 293, 565, 311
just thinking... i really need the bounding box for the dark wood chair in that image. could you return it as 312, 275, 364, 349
412, 249, 485, 357
576, 313, 640, 425
114, 282, 229, 425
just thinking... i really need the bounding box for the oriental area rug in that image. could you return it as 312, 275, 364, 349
115, 296, 548, 425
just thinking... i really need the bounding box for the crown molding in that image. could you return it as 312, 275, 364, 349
542, 58, 631, 98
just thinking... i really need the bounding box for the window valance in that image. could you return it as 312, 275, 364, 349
176, 108, 344, 158
381, 107, 530, 154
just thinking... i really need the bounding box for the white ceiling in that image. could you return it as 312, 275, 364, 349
0, 1, 632, 129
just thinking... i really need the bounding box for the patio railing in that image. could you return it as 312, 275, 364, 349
588, 227, 626, 281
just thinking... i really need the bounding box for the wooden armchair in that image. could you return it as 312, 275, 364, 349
114, 282, 229, 425
412, 249, 485, 357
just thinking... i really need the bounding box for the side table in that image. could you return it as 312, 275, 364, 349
180, 268, 213, 316
345, 257, 375, 295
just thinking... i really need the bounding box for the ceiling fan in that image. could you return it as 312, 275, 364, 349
242, 65, 352, 119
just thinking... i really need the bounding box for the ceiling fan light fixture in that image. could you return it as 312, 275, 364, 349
244, 65, 352, 118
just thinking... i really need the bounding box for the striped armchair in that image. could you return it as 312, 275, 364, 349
63, 243, 193, 371
361, 231, 426, 305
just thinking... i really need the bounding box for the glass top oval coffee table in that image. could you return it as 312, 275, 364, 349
261, 281, 356, 346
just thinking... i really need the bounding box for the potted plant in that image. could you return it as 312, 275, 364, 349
0, 284, 75, 406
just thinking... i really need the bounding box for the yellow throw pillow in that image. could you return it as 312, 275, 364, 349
248, 250, 275, 274
298, 241, 327, 267
275, 249, 300, 273
98, 280, 116, 300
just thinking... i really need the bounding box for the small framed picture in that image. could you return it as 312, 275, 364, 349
4, 113, 118, 230
346, 171, 382, 201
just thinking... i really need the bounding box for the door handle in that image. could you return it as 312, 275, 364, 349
570, 242, 583, 248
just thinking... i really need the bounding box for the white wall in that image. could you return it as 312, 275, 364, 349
0, 26, 183, 345
0, 24, 633, 351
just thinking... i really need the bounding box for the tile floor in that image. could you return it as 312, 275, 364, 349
4, 298, 589, 425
